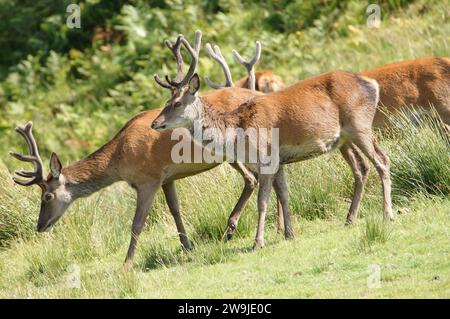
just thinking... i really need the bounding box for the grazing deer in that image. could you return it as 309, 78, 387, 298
10, 31, 271, 268
151, 49, 393, 249
360, 57, 450, 130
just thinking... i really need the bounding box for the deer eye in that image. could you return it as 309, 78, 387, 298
174, 102, 182, 108
44, 193, 55, 202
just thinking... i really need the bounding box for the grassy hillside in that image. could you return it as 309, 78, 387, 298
0, 110, 448, 298
0, 0, 449, 298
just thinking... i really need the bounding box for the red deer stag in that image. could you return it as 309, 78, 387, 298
226, 56, 450, 238
151, 51, 393, 249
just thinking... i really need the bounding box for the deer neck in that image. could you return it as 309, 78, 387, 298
62, 143, 118, 199
191, 97, 242, 146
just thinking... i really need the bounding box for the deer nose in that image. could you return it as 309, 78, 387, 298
151, 120, 167, 131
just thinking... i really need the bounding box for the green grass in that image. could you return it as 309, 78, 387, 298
0, 195, 448, 298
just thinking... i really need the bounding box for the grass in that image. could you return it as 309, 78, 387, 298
384, 109, 450, 199
0, 196, 448, 298
0, 0, 449, 298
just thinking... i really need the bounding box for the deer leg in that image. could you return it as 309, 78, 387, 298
225, 162, 258, 240
276, 195, 285, 233
273, 166, 294, 239
373, 140, 394, 221
340, 143, 370, 225
124, 183, 159, 269
352, 133, 393, 221
276, 164, 286, 233
235, 161, 258, 186
162, 181, 192, 251
254, 174, 274, 250
226, 162, 285, 240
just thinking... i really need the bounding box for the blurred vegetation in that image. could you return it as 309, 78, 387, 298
1, 0, 446, 166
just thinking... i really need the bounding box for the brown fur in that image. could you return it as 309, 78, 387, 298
202, 71, 379, 152
361, 57, 450, 127
62, 88, 263, 188
235, 70, 286, 93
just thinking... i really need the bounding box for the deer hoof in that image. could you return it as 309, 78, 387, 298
345, 218, 356, 226
123, 260, 134, 271
285, 230, 294, 240
253, 240, 264, 251
225, 222, 236, 241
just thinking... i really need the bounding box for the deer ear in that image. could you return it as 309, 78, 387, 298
49, 152, 62, 179
188, 73, 200, 94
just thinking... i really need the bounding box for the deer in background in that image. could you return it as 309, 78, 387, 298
235, 70, 285, 93
227, 56, 450, 237
151, 54, 393, 248
10, 31, 274, 268
360, 57, 450, 130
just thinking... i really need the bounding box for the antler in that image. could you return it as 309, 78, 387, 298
9, 122, 45, 186
233, 41, 262, 91
154, 34, 185, 89
204, 43, 234, 89
165, 35, 185, 80
154, 30, 202, 90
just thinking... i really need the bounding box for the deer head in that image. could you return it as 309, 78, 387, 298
151, 38, 262, 132
151, 31, 204, 132
10, 122, 72, 232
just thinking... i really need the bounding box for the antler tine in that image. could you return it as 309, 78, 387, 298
204, 43, 234, 89
153, 74, 173, 90
154, 34, 187, 89
164, 34, 185, 81
232, 41, 262, 91
167, 30, 202, 88
9, 121, 45, 186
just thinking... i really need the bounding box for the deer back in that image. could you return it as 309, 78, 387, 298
361, 56, 450, 127
232, 71, 379, 146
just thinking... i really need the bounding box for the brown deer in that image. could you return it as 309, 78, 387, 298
237, 57, 450, 127
224, 56, 450, 238
151, 51, 393, 249
235, 70, 285, 93
360, 57, 450, 130
9, 31, 273, 268
202, 41, 289, 239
